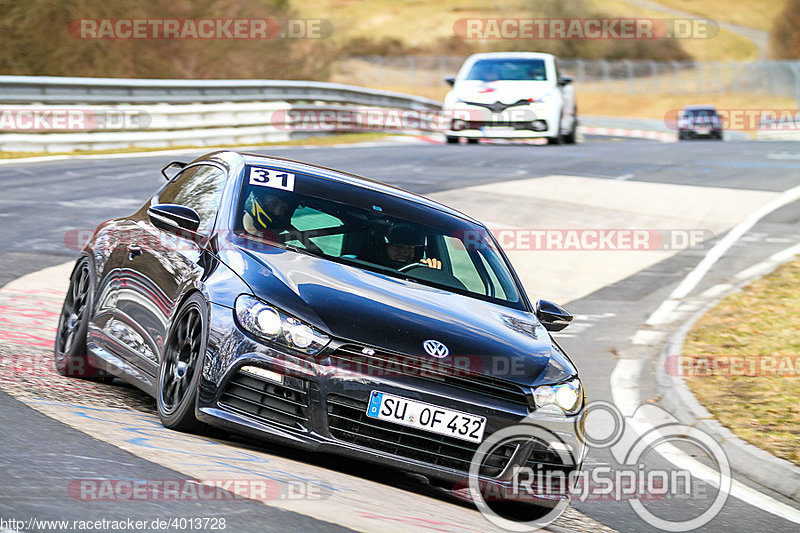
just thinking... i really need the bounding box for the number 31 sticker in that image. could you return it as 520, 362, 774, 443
248, 167, 296, 191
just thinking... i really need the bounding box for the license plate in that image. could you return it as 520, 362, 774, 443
484, 127, 516, 135
695, 126, 711, 134
366, 391, 486, 443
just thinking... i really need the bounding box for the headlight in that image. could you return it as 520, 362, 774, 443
532, 378, 583, 415
234, 295, 330, 355
535, 90, 559, 105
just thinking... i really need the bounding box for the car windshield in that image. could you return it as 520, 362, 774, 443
684, 109, 718, 118
234, 169, 525, 309
465, 59, 547, 81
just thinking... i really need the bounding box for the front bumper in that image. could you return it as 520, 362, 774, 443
198, 303, 585, 502
443, 104, 561, 139
679, 127, 722, 138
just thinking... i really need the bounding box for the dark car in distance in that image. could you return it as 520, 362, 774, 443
55, 150, 585, 512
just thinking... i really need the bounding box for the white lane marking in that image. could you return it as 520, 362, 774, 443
699, 283, 734, 299
610, 358, 800, 524
631, 329, 666, 345
647, 183, 800, 326
614, 173, 634, 181
767, 152, 800, 160
733, 241, 800, 283
609, 358, 643, 418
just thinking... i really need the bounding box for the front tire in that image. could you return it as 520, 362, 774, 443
157, 292, 207, 433
547, 120, 564, 145
446, 136, 459, 144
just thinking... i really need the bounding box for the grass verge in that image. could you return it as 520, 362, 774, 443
682, 257, 800, 466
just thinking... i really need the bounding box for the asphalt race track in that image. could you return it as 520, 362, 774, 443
1, 135, 799, 532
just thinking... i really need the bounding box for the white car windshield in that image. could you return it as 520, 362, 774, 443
465, 59, 547, 81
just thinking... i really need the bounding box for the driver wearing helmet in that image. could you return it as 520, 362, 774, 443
378, 224, 441, 270
242, 190, 296, 239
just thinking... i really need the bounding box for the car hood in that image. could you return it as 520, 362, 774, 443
448, 80, 556, 105
227, 241, 577, 387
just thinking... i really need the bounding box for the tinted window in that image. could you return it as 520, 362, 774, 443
235, 168, 524, 309
465, 59, 547, 81
159, 164, 227, 232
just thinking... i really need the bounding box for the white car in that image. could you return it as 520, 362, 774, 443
442, 52, 577, 144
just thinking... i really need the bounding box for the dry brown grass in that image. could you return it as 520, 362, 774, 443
298, 0, 758, 61
576, 92, 797, 121
682, 258, 800, 466
643, 0, 789, 32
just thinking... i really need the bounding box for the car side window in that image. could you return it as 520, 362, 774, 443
158, 164, 226, 232
442, 236, 487, 294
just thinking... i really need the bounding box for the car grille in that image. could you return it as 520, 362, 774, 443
219, 370, 310, 431
326, 394, 515, 476
328, 344, 531, 409
464, 120, 544, 130
521, 441, 577, 496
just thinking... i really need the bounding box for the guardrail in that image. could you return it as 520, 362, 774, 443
0, 76, 441, 109
0, 101, 448, 152
0, 76, 444, 152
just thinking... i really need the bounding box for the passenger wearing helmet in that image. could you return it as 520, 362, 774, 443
373, 224, 441, 270
242, 190, 296, 238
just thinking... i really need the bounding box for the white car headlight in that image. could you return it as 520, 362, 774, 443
235, 295, 330, 354
532, 378, 583, 415
535, 90, 560, 105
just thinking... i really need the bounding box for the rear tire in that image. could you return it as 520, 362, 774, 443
467, 138, 479, 144
563, 118, 577, 144
446, 136, 459, 144
157, 292, 207, 433
54, 259, 108, 379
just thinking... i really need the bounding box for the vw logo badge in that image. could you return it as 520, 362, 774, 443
423, 339, 449, 358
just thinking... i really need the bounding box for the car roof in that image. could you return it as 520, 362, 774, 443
466, 52, 555, 61
682, 105, 718, 111
202, 150, 483, 226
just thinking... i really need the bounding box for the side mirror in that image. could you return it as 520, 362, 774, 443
536, 300, 573, 332
148, 204, 200, 233
444, 76, 455, 87
161, 161, 187, 180
558, 76, 573, 86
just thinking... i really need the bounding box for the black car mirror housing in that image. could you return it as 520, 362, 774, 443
444, 76, 455, 87
536, 299, 573, 331
148, 204, 201, 233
